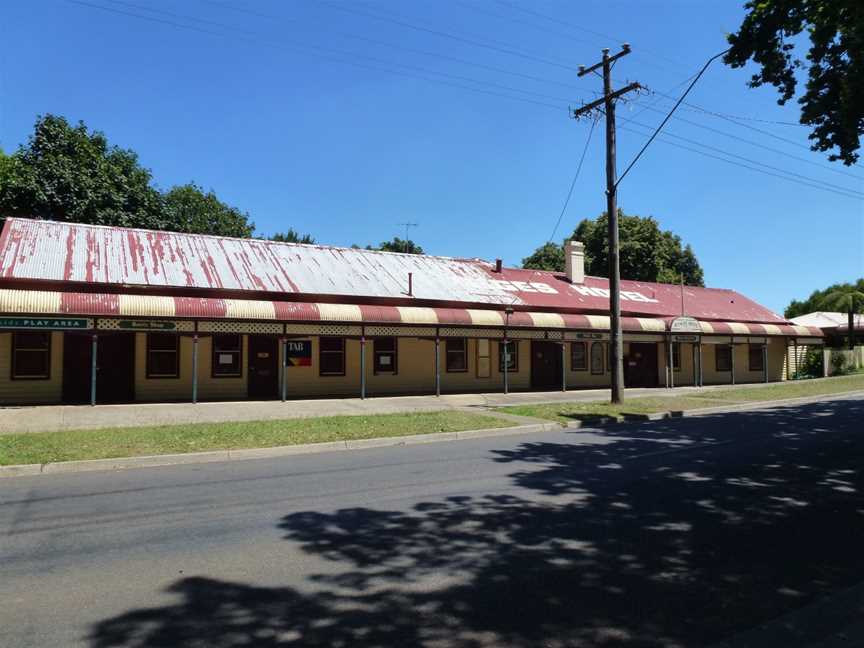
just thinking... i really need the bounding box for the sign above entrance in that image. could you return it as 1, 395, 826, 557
285, 340, 312, 367
673, 334, 699, 343
670, 316, 701, 334
118, 320, 177, 331
0, 317, 90, 330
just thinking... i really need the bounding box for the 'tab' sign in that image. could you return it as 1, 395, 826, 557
285, 340, 312, 367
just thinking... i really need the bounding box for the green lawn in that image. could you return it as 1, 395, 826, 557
0, 411, 509, 466
496, 374, 864, 424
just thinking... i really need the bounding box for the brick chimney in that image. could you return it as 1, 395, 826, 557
564, 240, 584, 284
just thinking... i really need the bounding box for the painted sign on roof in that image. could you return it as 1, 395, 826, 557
0, 218, 788, 324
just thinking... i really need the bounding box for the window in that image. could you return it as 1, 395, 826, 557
571, 342, 587, 371
319, 337, 346, 376
212, 334, 242, 377
373, 337, 397, 374
671, 342, 681, 371
590, 342, 605, 375
446, 339, 468, 372
499, 340, 518, 372
715, 345, 733, 372
749, 344, 765, 372
147, 333, 179, 378
11, 333, 50, 379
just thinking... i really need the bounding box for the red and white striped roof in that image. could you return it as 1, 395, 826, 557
0, 288, 823, 336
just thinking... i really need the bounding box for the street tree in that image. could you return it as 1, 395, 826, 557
724, 0, 864, 165
522, 211, 704, 286
821, 284, 864, 349
369, 238, 424, 254
269, 229, 316, 244
163, 183, 254, 238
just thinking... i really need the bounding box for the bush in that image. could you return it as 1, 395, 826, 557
793, 348, 823, 379
831, 353, 849, 376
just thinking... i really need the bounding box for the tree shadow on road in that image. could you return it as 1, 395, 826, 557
89, 400, 864, 647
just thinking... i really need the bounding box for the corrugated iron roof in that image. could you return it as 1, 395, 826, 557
0, 217, 789, 324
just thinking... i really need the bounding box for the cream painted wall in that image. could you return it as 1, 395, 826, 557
700, 340, 785, 385
0, 331, 64, 405
565, 340, 612, 388
134, 333, 193, 402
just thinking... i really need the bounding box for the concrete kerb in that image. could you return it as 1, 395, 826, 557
1, 391, 861, 479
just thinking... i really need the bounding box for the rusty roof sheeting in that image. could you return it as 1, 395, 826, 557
0, 218, 792, 324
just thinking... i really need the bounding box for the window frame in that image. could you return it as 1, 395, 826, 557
498, 340, 518, 373
146, 333, 180, 379
445, 338, 468, 373
748, 343, 765, 372
373, 337, 398, 375
570, 341, 588, 371
319, 336, 346, 376
10, 332, 51, 380
671, 341, 681, 372
590, 341, 605, 375
715, 345, 733, 373
211, 334, 243, 378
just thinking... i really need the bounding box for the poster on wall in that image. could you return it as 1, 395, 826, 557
285, 340, 312, 367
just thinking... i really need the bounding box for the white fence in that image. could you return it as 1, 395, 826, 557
824, 347, 864, 376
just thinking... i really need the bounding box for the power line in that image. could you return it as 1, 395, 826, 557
619, 122, 864, 200
616, 49, 728, 189
205, 0, 597, 95
622, 116, 863, 197
549, 116, 599, 241
630, 101, 863, 181
313, 0, 583, 73
68, 0, 575, 113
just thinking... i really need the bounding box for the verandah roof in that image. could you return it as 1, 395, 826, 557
0, 288, 823, 337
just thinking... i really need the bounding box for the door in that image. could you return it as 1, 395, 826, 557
248, 336, 279, 400
531, 341, 562, 389
624, 343, 659, 388
63, 332, 135, 403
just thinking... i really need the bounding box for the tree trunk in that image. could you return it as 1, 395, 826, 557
849, 309, 855, 350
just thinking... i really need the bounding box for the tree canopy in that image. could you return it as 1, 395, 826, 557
784, 279, 864, 318
0, 114, 314, 241
522, 211, 705, 287
269, 229, 316, 244
724, 0, 864, 165
357, 238, 424, 254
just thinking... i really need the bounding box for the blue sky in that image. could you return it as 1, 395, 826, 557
1, 0, 862, 315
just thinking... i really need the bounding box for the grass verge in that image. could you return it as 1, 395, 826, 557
496, 374, 864, 424
0, 411, 510, 466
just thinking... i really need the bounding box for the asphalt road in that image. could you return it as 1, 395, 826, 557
2, 397, 863, 648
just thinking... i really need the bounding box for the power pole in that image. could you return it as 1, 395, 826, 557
572, 45, 641, 404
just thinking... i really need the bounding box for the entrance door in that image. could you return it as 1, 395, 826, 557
248, 336, 279, 400
63, 332, 135, 403
531, 341, 562, 390
624, 343, 659, 388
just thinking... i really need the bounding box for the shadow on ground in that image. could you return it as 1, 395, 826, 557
89, 399, 864, 647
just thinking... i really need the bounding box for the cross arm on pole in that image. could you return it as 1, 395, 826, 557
572, 82, 642, 119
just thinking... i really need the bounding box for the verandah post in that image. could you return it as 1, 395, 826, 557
561, 341, 567, 392
90, 333, 98, 407
281, 338, 287, 402
192, 334, 199, 404
434, 337, 441, 397
360, 335, 366, 399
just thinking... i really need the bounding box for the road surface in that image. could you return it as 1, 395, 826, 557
2, 397, 863, 647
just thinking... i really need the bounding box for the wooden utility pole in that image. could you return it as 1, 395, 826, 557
572, 45, 641, 404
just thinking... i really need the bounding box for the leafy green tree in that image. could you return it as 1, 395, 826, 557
372, 238, 424, 254
0, 115, 164, 228
785, 279, 864, 318
163, 183, 254, 238
522, 242, 565, 271
821, 284, 864, 349
724, 0, 864, 165
269, 229, 315, 244
522, 211, 704, 286
0, 114, 279, 239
